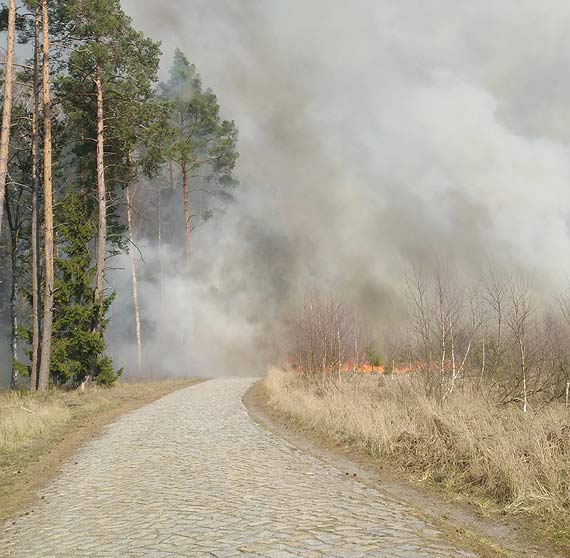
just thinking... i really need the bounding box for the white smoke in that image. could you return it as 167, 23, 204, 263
106, 0, 570, 376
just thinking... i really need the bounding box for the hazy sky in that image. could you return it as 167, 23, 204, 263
121, 0, 570, 274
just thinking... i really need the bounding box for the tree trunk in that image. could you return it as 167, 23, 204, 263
9, 239, 18, 389
126, 186, 142, 373
169, 159, 175, 190
94, 63, 106, 332
322, 334, 327, 381
518, 337, 528, 413
157, 182, 164, 309
448, 321, 457, 395
182, 160, 191, 263
439, 316, 446, 379
337, 327, 342, 383
38, 0, 54, 391
479, 337, 486, 388
30, 5, 41, 391
0, 0, 16, 237
5, 188, 19, 390
353, 328, 359, 373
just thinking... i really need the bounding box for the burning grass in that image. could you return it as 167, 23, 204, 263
263, 367, 570, 546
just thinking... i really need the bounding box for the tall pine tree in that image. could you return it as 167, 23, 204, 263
161, 49, 238, 265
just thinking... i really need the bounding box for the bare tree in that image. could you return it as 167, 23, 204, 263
554, 286, 570, 407
404, 265, 435, 393
445, 283, 482, 398
288, 290, 359, 384
505, 275, 534, 412
483, 263, 507, 379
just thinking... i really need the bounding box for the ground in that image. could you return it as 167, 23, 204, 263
0, 379, 201, 522
0, 378, 506, 558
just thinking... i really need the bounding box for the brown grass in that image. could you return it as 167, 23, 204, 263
0, 378, 200, 520
263, 368, 570, 545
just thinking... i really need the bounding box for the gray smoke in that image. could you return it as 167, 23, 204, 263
108, 0, 570, 378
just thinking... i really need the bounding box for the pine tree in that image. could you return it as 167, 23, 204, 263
52, 0, 163, 382
37, 0, 54, 391
51, 189, 119, 386
0, 0, 16, 237
0, 3, 238, 389
61, 0, 161, 330
4, 98, 32, 389
29, 1, 41, 390
161, 49, 239, 265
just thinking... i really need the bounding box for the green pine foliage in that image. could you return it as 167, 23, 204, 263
161, 49, 239, 193
0, 0, 238, 390
51, 190, 121, 386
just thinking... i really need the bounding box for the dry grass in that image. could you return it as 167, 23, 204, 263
263, 368, 570, 544
0, 377, 199, 520
0, 390, 71, 464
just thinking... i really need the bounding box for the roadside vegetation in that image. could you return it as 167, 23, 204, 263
0, 1, 238, 391
0, 378, 199, 520
266, 269, 570, 549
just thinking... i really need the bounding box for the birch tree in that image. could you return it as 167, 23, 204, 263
505, 276, 534, 412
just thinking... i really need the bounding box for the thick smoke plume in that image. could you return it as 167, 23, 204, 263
106, 0, 570, 378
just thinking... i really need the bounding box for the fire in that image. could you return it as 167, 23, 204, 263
289, 361, 422, 376
340, 362, 419, 375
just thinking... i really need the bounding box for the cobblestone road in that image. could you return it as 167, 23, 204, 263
1, 378, 478, 558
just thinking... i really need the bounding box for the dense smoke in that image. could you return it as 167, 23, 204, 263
106, 1, 570, 378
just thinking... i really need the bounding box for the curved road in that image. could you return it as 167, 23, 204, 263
1, 379, 477, 558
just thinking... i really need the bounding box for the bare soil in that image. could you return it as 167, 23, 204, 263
1, 378, 203, 523
243, 380, 566, 558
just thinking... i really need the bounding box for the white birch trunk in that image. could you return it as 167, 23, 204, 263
126, 187, 142, 373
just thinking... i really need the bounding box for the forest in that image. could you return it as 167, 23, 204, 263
1, 1, 569, 554
0, 0, 238, 390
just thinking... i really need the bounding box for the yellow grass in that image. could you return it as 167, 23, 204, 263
263, 368, 570, 543
0, 379, 195, 472
0, 378, 200, 520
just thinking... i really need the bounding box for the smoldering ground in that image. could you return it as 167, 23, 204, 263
107, 1, 570, 377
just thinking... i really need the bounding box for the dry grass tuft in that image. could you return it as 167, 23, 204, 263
0, 379, 195, 477
0, 390, 71, 460
1, 378, 200, 521
0, 378, 204, 522
263, 368, 570, 540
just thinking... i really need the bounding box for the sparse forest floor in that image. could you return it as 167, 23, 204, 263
256, 368, 570, 556
0, 378, 201, 521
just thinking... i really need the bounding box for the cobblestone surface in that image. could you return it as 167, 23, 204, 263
1, 378, 478, 557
